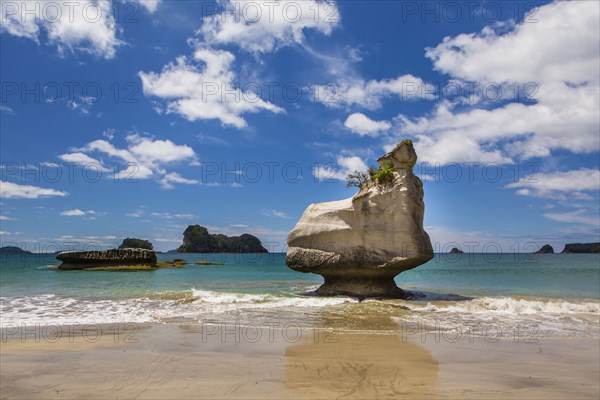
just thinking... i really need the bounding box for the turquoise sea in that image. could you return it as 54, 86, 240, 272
1, 253, 599, 337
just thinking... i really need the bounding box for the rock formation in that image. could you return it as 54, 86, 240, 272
286, 140, 433, 299
119, 238, 153, 250
0, 246, 32, 255
56, 249, 157, 270
178, 225, 268, 253
535, 244, 554, 254
561, 243, 600, 253
449, 247, 464, 254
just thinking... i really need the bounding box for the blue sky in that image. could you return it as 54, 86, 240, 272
1, 0, 599, 253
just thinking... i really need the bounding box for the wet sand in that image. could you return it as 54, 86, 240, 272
1, 323, 598, 399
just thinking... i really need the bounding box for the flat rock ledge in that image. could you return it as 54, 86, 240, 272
286, 140, 433, 299
56, 249, 157, 270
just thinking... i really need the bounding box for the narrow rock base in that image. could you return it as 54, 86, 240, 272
315, 276, 408, 300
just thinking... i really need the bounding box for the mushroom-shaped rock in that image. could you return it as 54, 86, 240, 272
286, 140, 433, 299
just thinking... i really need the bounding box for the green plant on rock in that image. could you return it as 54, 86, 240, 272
372, 162, 394, 185
346, 164, 394, 189
346, 168, 372, 189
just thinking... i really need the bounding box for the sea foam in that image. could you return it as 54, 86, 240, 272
404, 296, 600, 315
0, 288, 357, 326
1, 291, 598, 337
396, 296, 600, 337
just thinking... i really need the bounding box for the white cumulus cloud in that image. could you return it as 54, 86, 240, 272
313, 155, 368, 182
1, 0, 122, 59
60, 209, 95, 217
344, 113, 391, 136
59, 134, 199, 188
139, 46, 284, 128
134, 0, 161, 13
58, 152, 110, 172
506, 168, 600, 200
0, 181, 68, 199
198, 0, 340, 54
544, 209, 599, 227
398, 1, 600, 164
158, 172, 199, 189
314, 75, 433, 110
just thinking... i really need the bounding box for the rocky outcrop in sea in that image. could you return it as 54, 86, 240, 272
535, 244, 554, 254
286, 140, 433, 299
56, 249, 157, 270
178, 225, 268, 253
119, 238, 153, 250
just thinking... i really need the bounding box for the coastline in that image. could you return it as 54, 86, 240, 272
1, 253, 598, 398
2, 322, 598, 399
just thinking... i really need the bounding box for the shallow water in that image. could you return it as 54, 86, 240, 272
1, 253, 598, 337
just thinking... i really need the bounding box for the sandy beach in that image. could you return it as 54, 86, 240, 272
1, 322, 598, 400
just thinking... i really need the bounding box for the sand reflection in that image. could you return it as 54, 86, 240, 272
284, 315, 438, 399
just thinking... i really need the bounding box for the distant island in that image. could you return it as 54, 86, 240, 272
535, 244, 554, 254
178, 225, 268, 253
119, 238, 153, 250
0, 246, 32, 255
4, 225, 269, 266
531, 243, 599, 254
561, 243, 600, 254
449, 247, 464, 254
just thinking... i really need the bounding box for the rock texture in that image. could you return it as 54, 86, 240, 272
119, 238, 153, 250
535, 244, 554, 254
178, 225, 268, 253
56, 249, 157, 270
286, 140, 433, 299
561, 243, 600, 254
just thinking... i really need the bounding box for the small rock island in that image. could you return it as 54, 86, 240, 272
535, 244, 554, 254
119, 238, 153, 250
56, 248, 157, 270
450, 247, 464, 254
178, 225, 268, 253
286, 140, 433, 299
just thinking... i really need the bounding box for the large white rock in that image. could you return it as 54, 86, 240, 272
286, 140, 433, 298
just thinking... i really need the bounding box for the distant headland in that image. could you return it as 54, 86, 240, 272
177, 225, 268, 253
533, 243, 599, 254
0, 246, 33, 255
561, 243, 600, 254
